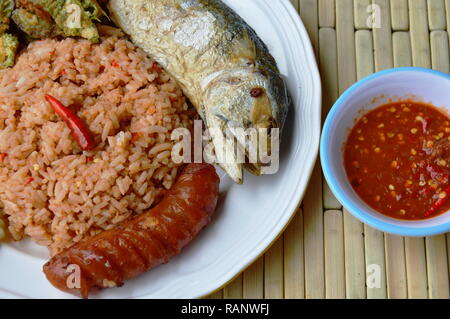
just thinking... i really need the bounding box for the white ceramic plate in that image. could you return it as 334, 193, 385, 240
0, 0, 321, 298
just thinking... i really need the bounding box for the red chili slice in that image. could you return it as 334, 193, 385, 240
131, 132, 141, 143
151, 62, 162, 73
45, 95, 96, 151
422, 118, 432, 133
424, 185, 450, 217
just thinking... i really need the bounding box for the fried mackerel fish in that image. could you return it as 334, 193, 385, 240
109, 0, 290, 183
0, 0, 18, 68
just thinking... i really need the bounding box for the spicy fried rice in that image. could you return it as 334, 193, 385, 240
0, 30, 193, 255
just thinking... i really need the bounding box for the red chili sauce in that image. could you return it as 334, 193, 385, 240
344, 101, 450, 220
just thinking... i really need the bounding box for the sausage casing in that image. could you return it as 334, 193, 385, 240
43, 163, 220, 298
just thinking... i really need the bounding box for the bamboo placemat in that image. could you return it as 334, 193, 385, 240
207, 0, 450, 299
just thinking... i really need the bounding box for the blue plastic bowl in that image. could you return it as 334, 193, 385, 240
321, 67, 450, 237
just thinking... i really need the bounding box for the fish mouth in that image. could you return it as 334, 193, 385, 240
205, 112, 278, 184
205, 116, 245, 184
241, 127, 276, 177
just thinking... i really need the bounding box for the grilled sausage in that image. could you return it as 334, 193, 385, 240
43, 163, 220, 298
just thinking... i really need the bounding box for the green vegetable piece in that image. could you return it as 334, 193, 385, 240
80, 0, 104, 21
0, 0, 14, 33
0, 33, 18, 68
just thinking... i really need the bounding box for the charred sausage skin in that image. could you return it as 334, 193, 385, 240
43, 163, 220, 298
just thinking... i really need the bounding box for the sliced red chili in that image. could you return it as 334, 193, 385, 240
424, 185, 450, 217
1, 153, 6, 161
45, 95, 96, 151
422, 118, 432, 133
152, 62, 162, 73
26, 177, 34, 185
111, 60, 119, 68
131, 132, 141, 143
169, 96, 177, 104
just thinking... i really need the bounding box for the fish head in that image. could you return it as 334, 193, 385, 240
202, 68, 289, 183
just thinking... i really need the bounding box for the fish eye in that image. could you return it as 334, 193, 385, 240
250, 87, 264, 98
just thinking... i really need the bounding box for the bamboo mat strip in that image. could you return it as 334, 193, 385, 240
355, 30, 375, 79
264, 237, 284, 299
391, 0, 409, 31
405, 238, 428, 298
283, 210, 305, 299
392, 32, 412, 67
207, 290, 223, 299
343, 210, 366, 298
218, 0, 450, 300
303, 164, 325, 299
447, 0, 450, 36
336, 0, 357, 92
324, 210, 346, 299
319, 28, 339, 121
430, 30, 450, 72
298, 0, 325, 300
428, 0, 447, 30
409, 0, 432, 68
299, 0, 319, 52
426, 236, 450, 298
354, 0, 371, 29
319, 0, 335, 27
243, 257, 264, 299
319, 27, 342, 210
373, 0, 394, 70
364, 226, 388, 298
223, 274, 243, 299
384, 234, 408, 299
